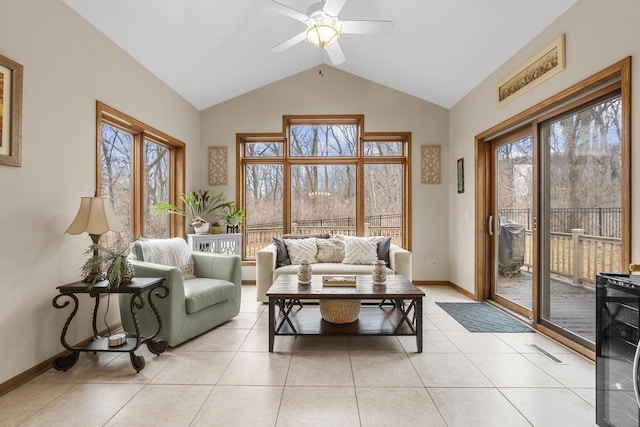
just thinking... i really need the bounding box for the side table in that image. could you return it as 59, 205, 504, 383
52, 277, 168, 373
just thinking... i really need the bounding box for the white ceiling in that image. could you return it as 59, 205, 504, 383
63, 0, 578, 111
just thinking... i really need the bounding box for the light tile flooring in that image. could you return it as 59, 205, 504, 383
0, 285, 596, 426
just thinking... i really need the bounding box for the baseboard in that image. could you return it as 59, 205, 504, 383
0, 322, 122, 398
242, 280, 256, 285
412, 280, 476, 300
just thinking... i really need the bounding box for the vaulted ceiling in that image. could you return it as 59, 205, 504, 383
63, 0, 578, 111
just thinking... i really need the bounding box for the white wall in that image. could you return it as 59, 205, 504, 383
0, 0, 200, 384
200, 66, 450, 283
448, 0, 639, 293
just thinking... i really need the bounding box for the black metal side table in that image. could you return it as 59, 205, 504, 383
52, 277, 168, 373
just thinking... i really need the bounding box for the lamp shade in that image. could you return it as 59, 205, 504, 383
306, 22, 340, 48
66, 196, 124, 235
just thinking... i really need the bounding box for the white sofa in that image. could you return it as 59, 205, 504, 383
256, 242, 412, 302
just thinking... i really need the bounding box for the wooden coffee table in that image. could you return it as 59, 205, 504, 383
266, 275, 425, 352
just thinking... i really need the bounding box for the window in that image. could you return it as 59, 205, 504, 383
239, 115, 411, 260
97, 102, 185, 243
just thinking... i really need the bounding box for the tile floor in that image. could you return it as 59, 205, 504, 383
0, 285, 597, 426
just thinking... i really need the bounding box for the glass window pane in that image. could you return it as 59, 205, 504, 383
144, 139, 170, 239
364, 164, 403, 245
363, 141, 403, 157
245, 164, 284, 258
245, 142, 283, 157
291, 164, 356, 235
100, 123, 133, 244
540, 95, 622, 344
290, 124, 357, 157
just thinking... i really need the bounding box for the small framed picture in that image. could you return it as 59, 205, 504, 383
457, 158, 464, 193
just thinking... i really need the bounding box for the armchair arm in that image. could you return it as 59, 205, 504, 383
122, 260, 188, 342
389, 244, 412, 282
256, 244, 278, 302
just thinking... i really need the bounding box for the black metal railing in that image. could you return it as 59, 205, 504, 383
498, 207, 621, 238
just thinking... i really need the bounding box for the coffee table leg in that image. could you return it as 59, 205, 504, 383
416, 297, 423, 353
269, 296, 275, 352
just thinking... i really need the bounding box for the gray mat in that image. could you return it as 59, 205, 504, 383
436, 302, 533, 333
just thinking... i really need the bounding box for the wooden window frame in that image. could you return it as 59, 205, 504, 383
238, 114, 411, 261
96, 101, 186, 239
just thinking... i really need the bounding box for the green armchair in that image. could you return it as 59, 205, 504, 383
119, 240, 241, 347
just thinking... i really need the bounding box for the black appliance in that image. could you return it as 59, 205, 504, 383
597, 273, 640, 426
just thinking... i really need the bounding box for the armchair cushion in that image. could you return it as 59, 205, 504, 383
184, 278, 236, 314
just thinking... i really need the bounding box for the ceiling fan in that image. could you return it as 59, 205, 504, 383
265, 0, 393, 65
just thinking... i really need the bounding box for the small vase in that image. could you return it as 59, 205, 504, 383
372, 260, 387, 285
298, 261, 312, 285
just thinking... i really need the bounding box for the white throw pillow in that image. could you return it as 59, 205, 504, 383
138, 237, 196, 280
342, 238, 378, 265
316, 238, 345, 263
284, 238, 317, 264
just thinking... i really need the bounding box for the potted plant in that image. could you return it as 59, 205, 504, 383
151, 189, 232, 234
81, 239, 134, 289
221, 205, 245, 232
211, 221, 221, 234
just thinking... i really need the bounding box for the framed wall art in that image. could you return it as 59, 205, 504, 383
208, 146, 228, 185
497, 34, 565, 107
457, 158, 464, 194
420, 144, 441, 184
0, 54, 23, 167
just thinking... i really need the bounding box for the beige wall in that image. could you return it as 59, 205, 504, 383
200, 66, 450, 283
0, 0, 200, 384
448, 0, 639, 293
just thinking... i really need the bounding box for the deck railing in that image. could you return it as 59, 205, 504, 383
244, 223, 403, 259
523, 229, 621, 285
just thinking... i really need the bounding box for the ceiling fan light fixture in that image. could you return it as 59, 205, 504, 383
305, 22, 340, 48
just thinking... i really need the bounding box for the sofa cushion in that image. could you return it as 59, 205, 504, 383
342, 238, 378, 264
273, 237, 291, 268
284, 237, 317, 264
183, 278, 235, 314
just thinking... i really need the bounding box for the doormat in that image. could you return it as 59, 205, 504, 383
436, 302, 533, 333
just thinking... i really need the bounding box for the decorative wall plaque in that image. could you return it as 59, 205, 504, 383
421, 145, 441, 184
208, 146, 228, 185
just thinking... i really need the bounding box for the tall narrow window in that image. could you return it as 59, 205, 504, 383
97, 102, 185, 243
239, 115, 411, 260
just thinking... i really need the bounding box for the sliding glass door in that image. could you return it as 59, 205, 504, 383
539, 94, 623, 346
491, 130, 534, 318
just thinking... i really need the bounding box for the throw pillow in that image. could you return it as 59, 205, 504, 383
272, 237, 291, 268
342, 238, 378, 265
138, 237, 196, 280
376, 237, 391, 266
315, 238, 345, 263
334, 235, 392, 265
284, 237, 318, 265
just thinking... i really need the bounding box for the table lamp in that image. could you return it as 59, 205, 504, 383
66, 196, 124, 282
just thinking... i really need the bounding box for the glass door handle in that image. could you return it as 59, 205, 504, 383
633, 341, 640, 408
488, 215, 494, 236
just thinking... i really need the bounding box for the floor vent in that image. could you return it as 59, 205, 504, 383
529, 344, 565, 364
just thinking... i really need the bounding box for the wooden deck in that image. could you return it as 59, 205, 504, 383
496, 271, 595, 343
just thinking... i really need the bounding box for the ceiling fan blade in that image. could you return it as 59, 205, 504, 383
325, 41, 346, 65
341, 20, 393, 34
271, 31, 307, 53
265, 0, 309, 23
323, 0, 348, 17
